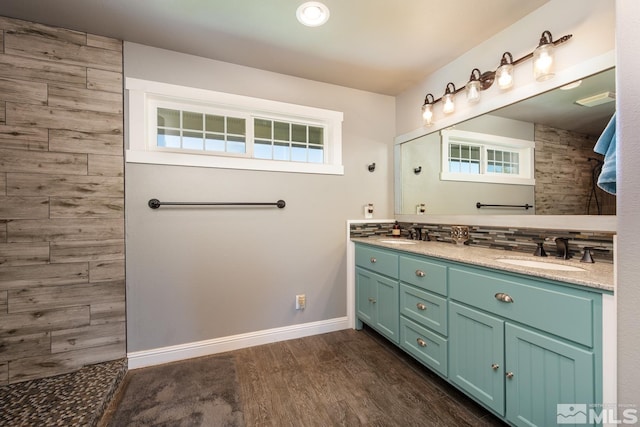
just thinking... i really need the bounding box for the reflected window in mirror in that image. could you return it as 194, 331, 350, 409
440, 129, 534, 186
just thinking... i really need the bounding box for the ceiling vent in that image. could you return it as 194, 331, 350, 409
575, 91, 616, 107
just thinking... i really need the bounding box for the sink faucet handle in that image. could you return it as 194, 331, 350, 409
533, 242, 547, 257
580, 247, 595, 263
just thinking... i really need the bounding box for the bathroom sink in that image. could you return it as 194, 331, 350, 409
379, 240, 417, 245
496, 258, 585, 272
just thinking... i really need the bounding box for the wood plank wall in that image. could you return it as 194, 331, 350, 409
0, 16, 125, 384
535, 124, 616, 215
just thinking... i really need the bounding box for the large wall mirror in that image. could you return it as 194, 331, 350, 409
397, 67, 616, 217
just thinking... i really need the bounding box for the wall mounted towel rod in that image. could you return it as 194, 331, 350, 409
476, 202, 532, 210
148, 199, 286, 209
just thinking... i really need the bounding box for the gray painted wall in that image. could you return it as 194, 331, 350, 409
124, 43, 395, 352
617, 0, 640, 408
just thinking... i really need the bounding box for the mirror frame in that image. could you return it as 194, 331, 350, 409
394, 50, 616, 233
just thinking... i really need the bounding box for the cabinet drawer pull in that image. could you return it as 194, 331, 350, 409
495, 292, 514, 303
416, 338, 427, 347
368, 297, 377, 304
370, 257, 377, 263
491, 363, 500, 371
416, 303, 427, 311
505, 371, 514, 379
415, 270, 426, 277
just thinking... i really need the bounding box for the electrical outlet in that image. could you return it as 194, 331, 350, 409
296, 294, 306, 310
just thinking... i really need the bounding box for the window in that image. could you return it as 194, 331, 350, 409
126, 78, 344, 174
440, 129, 535, 185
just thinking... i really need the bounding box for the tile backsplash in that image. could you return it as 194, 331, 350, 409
350, 222, 614, 263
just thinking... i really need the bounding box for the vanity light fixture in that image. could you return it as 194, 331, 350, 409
533, 30, 555, 81
496, 52, 514, 90
442, 83, 456, 114
296, 1, 330, 27
419, 30, 572, 126
465, 69, 482, 103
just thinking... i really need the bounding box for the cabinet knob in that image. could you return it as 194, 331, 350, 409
368, 297, 377, 304
416, 303, 427, 311
505, 371, 514, 379
495, 292, 514, 303
370, 257, 377, 263
491, 363, 500, 370
415, 270, 426, 277
416, 338, 427, 347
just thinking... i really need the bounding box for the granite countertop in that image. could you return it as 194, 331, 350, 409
352, 237, 614, 293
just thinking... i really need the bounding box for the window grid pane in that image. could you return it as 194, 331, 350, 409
252, 118, 324, 163
487, 149, 520, 175
448, 143, 480, 174
157, 108, 246, 155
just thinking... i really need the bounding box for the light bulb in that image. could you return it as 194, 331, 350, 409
496, 63, 514, 90
534, 43, 555, 81
443, 93, 455, 114
465, 80, 481, 103
422, 103, 433, 126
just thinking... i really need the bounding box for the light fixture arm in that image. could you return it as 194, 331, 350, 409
422, 93, 435, 106
445, 82, 456, 94
500, 52, 514, 66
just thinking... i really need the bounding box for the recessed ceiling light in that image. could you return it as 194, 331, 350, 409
296, 2, 330, 27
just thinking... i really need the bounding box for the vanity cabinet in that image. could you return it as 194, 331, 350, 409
355, 246, 399, 343
354, 242, 604, 427
449, 265, 599, 426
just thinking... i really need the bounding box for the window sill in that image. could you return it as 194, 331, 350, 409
440, 171, 535, 186
126, 150, 344, 175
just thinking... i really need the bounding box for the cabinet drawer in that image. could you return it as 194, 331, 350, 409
449, 267, 595, 347
355, 245, 398, 278
400, 284, 447, 336
400, 317, 448, 376
399, 255, 447, 296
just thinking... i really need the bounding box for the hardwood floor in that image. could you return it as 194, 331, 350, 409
234, 327, 506, 426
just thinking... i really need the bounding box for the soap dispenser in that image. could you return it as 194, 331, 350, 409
392, 221, 401, 238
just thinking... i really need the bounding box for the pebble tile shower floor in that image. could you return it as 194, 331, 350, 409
0, 359, 126, 427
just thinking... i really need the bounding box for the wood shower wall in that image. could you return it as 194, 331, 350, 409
0, 16, 125, 384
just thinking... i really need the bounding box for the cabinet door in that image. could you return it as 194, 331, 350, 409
356, 267, 375, 325
375, 272, 399, 344
449, 302, 505, 416
356, 267, 399, 344
505, 323, 595, 427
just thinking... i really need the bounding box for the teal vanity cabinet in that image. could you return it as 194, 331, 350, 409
449, 266, 601, 426
354, 241, 605, 427
355, 244, 399, 343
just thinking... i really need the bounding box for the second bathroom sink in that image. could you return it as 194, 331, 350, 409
496, 258, 585, 272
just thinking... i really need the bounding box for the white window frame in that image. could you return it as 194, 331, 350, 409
126, 78, 344, 175
440, 129, 535, 186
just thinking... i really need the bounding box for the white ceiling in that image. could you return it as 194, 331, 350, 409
0, 0, 549, 95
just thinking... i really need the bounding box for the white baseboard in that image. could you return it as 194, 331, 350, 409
127, 316, 349, 370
